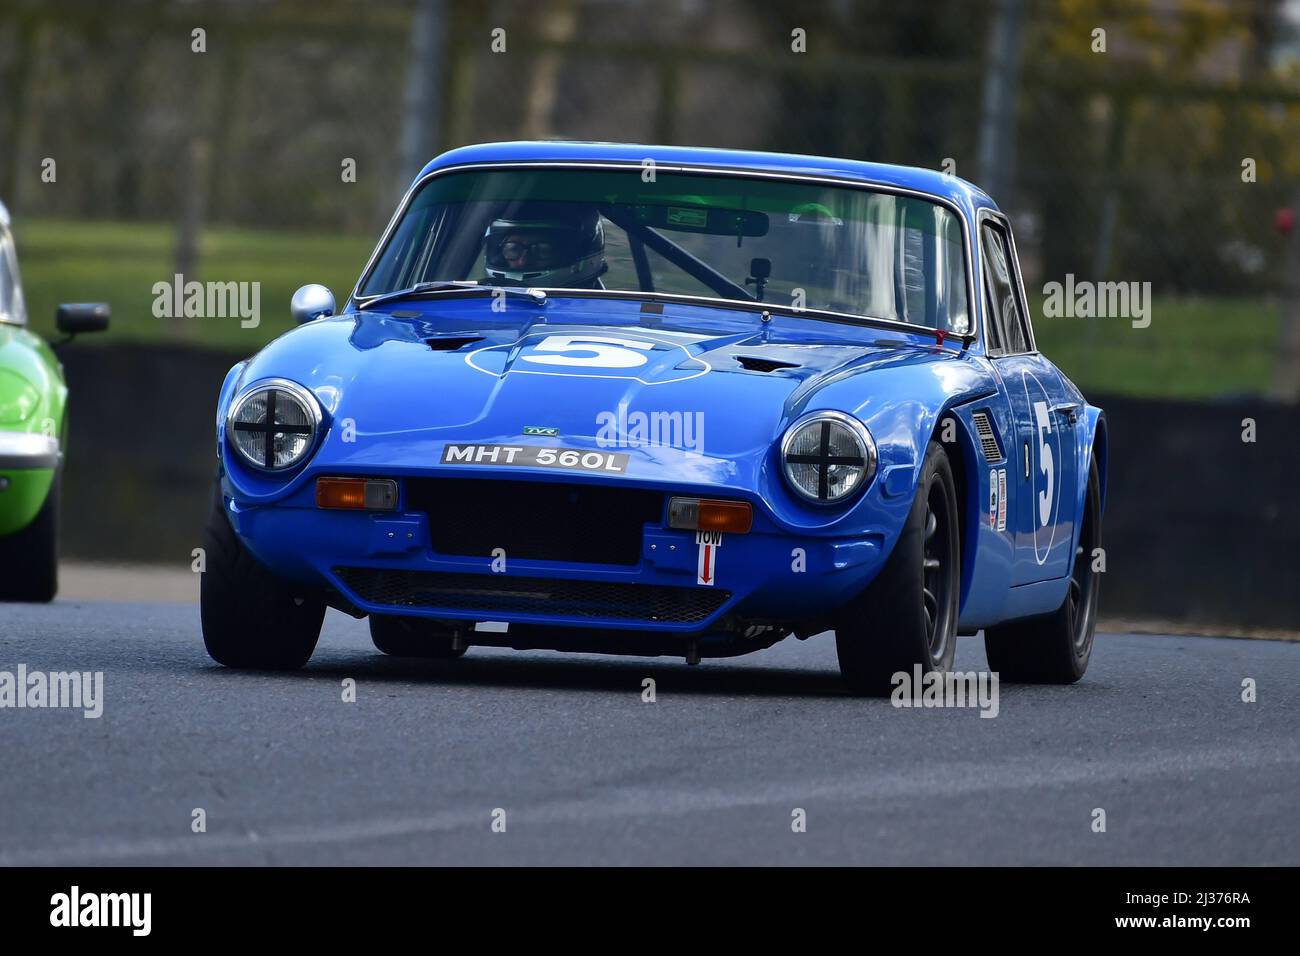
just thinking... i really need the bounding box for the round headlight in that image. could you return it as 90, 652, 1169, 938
780, 411, 877, 504
227, 379, 321, 472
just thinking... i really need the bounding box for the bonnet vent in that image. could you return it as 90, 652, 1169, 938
735, 356, 799, 373
426, 336, 484, 351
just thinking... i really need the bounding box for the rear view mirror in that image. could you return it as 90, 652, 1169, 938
56, 303, 111, 337
631, 203, 769, 238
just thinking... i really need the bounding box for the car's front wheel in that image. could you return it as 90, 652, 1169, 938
835, 440, 960, 695
984, 455, 1102, 683
0, 469, 60, 603
369, 615, 468, 659
200, 482, 325, 669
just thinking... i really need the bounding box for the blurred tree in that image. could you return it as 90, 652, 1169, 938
0, 0, 1296, 321
760, 0, 982, 164
1020, 0, 1299, 293
3, 12, 51, 218
522, 0, 578, 139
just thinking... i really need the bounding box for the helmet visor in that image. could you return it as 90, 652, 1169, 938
485, 223, 582, 272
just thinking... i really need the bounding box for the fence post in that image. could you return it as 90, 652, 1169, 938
976, 0, 1026, 204
1272, 194, 1300, 402
397, 0, 447, 196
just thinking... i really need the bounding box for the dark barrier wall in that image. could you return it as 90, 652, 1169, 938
58, 345, 1300, 629
61, 345, 237, 567
1096, 394, 1298, 630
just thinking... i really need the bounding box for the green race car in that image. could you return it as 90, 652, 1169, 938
0, 199, 109, 601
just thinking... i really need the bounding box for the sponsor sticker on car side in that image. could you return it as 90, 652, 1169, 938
997, 468, 1007, 532
989, 467, 1008, 532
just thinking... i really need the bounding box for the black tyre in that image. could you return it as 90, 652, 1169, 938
835, 440, 961, 696
0, 469, 59, 603
369, 615, 468, 659
200, 481, 325, 669
984, 456, 1102, 683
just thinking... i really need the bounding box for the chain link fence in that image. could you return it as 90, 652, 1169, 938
2, 0, 1299, 394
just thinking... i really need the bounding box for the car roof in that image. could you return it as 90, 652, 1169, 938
417, 141, 1000, 220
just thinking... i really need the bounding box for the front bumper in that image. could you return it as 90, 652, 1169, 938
226, 472, 889, 634
0, 434, 58, 536
0, 432, 59, 470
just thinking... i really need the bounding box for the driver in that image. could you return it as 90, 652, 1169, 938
483, 204, 606, 289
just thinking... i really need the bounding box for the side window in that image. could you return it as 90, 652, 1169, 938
980, 221, 1030, 354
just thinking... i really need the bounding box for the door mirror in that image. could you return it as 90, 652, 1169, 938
56, 303, 110, 336
291, 284, 335, 324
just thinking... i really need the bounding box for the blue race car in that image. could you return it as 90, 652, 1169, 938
201, 142, 1105, 694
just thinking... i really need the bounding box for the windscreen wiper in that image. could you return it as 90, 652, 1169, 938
357, 280, 547, 311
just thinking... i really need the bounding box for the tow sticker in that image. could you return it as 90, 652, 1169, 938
696, 530, 723, 586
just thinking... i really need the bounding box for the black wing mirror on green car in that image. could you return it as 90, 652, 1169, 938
55, 303, 111, 339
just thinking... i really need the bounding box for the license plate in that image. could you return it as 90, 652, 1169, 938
441, 443, 629, 474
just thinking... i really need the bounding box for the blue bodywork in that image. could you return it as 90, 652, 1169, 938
215, 142, 1106, 652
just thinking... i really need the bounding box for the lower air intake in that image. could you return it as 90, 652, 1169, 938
334, 568, 729, 625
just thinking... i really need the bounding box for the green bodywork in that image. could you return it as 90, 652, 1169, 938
0, 323, 66, 535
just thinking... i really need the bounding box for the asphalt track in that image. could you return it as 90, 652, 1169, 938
0, 599, 1296, 865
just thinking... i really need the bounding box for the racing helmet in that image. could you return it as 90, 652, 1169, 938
483, 204, 606, 288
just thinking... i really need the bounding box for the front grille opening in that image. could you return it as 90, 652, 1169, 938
406, 478, 664, 566
334, 568, 729, 625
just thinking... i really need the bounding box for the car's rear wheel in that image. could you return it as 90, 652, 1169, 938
0, 469, 59, 603
200, 481, 325, 669
369, 615, 468, 659
835, 440, 960, 696
984, 455, 1102, 683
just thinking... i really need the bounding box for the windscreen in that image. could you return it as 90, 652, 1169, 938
360, 167, 971, 332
